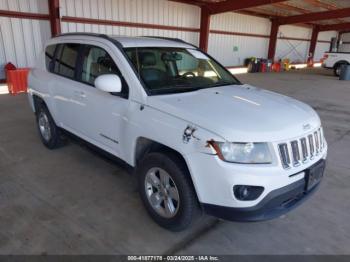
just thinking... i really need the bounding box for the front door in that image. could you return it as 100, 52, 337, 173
50, 43, 82, 130
68, 44, 130, 156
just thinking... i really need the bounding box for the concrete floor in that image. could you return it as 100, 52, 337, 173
0, 68, 349, 255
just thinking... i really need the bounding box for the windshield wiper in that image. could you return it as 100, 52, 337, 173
149, 85, 202, 95
210, 80, 237, 87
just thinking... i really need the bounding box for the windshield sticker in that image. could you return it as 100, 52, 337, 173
187, 49, 210, 60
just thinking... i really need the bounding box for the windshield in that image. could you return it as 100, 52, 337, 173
124, 47, 241, 95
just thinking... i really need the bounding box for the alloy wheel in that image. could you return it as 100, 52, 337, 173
144, 167, 180, 218
38, 112, 51, 142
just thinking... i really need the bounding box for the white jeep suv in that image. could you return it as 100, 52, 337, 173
28, 33, 327, 231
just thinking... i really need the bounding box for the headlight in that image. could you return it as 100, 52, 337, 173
208, 141, 272, 164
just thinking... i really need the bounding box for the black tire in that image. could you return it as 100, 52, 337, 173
35, 103, 62, 149
137, 152, 200, 231
334, 63, 345, 77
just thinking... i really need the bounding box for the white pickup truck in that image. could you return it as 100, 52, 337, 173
322, 52, 350, 76
28, 33, 327, 231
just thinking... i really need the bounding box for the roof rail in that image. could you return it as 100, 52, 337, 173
141, 36, 198, 48
55, 32, 109, 39
53, 32, 124, 49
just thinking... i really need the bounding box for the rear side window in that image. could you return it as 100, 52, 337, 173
81, 45, 121, 85
54, 43, 80, 79
45, 45, 56, 71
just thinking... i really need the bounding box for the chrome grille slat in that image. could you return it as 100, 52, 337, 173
278, 143, 290, 169
279, 128, 325, 169
318, 128, 323, 150
300, 137, 308, 162
291, 140, 301, 166
308, 134, 315, 159
314, 131, 320, 154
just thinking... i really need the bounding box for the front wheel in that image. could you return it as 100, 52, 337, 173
137, 152, 200, 231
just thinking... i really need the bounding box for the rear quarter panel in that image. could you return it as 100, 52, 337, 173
28, 51, 59, 121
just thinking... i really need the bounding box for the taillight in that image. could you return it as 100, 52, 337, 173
321, 54, 328, 63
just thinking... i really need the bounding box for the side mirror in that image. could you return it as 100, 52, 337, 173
95, 74, 122, 93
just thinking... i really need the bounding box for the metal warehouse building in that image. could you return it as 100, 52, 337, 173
1, 0, 350, 80
1, 0, 350, 257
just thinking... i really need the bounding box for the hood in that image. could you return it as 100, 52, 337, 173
146, 84, 321, 142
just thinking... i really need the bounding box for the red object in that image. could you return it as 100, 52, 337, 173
5, 62, 16, 71
199, 7, 211, 52
0, 9, 49, 20
63, 16, 199, 33
320, 54, 329, 63
268, 20, 279, 60
5, 64, 30, 95
272, 63, 281, 72
260, 62, 267, 73
320, 22, 350, 32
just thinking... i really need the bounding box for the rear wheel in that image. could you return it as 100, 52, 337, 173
334, 63, 346, 76
36, 104, 62, 149
137, 152, 200, 231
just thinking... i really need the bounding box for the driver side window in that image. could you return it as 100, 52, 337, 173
80, 45, 129, 97
81, 45, 121, 86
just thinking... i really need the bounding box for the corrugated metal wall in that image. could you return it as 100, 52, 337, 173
0, 0, 337, 79
207, 13, 333, 66
276, 26, 335, 63
339, 33, 350, 52
60, 0, 200, 45
0, 0, 51, 79
275, 25, 311, 63
208, 12, 270, 66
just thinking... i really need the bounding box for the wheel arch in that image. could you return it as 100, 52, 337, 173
32, 94, 46, 113
334, 60, 350, 68
32, 94, 59, 127
135, 137, 187, 166
134, 137, 200, 202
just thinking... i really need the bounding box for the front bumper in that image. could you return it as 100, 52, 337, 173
201, 166, 322, 222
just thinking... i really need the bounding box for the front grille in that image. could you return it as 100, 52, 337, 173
279, 128, 325, 169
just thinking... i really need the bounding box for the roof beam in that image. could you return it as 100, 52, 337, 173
168, 0, 205, 7
268, 19, 279, 60
277, 7, 350, 25
308, 25, 319, 66
0, 9, 49, 20
320, 22, 350, 32
209, 0, 289, 15
199, 7, 211, 52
